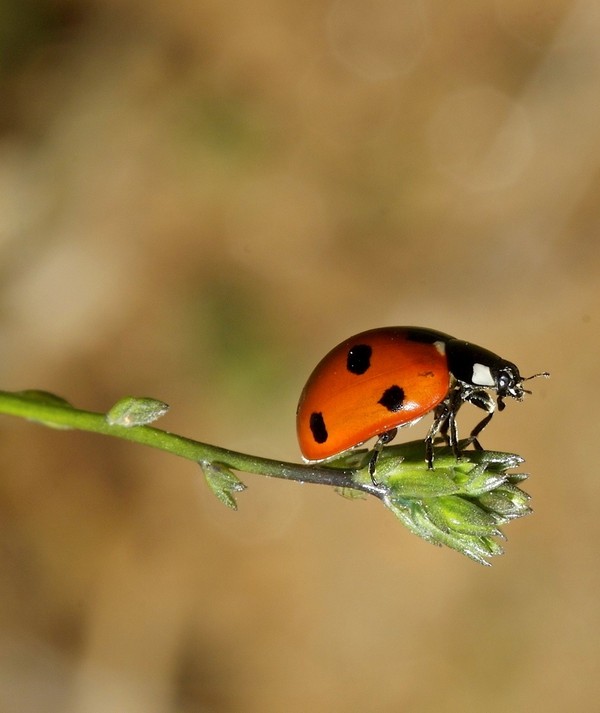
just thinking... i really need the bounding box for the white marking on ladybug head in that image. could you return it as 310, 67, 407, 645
472, 362, 495, 386
433, 340, 446, 356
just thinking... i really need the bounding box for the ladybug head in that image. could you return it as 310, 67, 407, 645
495, 363, 525, 400
495, 364, 550, 412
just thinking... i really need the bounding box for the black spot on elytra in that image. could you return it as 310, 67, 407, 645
346, 344, 372, 375
378, 385, 405, 413
309, 412, 328, 444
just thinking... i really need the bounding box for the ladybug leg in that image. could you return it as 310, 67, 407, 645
439, 415, 451, 446
441, 392, 464, 456
447, 410, 461, 459
425, 402, 452, 469
435, 385, 466, 461
463, 390, 496, 450
368, 428, 398, 481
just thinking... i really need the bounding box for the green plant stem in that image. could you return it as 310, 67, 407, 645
0, 390, 383, 497
0, 390, 533, 564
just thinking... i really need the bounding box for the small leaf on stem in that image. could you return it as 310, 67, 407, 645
200, 461, 247, 510
16, 390, 72, 429
106, 397, 170, 427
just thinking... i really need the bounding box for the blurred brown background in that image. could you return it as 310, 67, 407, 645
0, 0, 598, 711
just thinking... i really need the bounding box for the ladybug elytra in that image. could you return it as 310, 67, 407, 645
296, 327, 548, 476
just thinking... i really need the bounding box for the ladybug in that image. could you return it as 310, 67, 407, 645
296, 327, 548, 476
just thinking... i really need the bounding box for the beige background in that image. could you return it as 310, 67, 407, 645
0, 1, 598, 711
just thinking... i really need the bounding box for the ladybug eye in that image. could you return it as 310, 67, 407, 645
497, 371, 511, 392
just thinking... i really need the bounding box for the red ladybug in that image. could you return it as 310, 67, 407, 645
296, 327, 548, 475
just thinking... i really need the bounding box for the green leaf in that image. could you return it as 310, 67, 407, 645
105, 397, 169, 427
15, 390, 72, 429
506, 472, 529, 484
387, 465, 460, 498
384, 497, 501, 567
17, 390, 71, 406
478, 484, 532, 520
200, 461, 246, 510
453, 463, 508, 496
422, 496, 501, 536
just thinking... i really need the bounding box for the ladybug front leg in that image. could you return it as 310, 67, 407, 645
463, 389, 496, 450
434, 385, 493, 463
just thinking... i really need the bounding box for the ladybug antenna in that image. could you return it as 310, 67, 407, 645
520, 371, 550, 395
